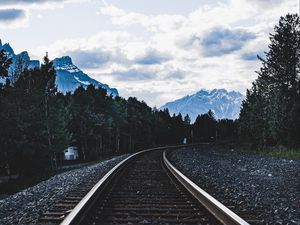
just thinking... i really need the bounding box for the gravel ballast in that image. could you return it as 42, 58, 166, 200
168, 144, 300, 225
0, 154, 129, 225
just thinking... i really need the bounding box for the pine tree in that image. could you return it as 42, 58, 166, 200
262, 14, 300, 145
48, 93, 72, 168
239, 14, 300, 147
183, 114, 191, 143
193, 110, 216, 142
0, 49, 12, 78
41, 54, 58, 169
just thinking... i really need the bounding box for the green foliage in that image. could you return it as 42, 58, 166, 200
258, 148, 300, 160
239, 14, 300, 148
0, 55, 71, 175
233, 143, 300, 160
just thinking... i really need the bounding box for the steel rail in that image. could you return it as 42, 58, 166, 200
59, 145, 185, 225
163, 150, 250, 225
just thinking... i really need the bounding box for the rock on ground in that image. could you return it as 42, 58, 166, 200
168, 144, 300, 225
0, 154, 129, 225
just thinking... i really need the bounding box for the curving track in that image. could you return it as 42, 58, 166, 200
78, 150, 222, 225
39, 146, 250, 225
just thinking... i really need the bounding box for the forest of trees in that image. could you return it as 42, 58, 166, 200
0, 53, 235, 177
239, 14, 300, 148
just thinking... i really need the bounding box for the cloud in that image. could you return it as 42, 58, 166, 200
0, 8, 25, 22
0, 0, 68, 7
248, 0, 284, 9
0, 0, 73, 11
165, 69, 186, 80
0, 8, 28, 28
201, 27, 256, 57
0, 0, 55, 4
134, 49, 171, 65
27, 0, 296, 107
122, 89, 165, 108
178, 34, 201, 49
99, 2, 186, 32
111, 68, 158, 81
66, 49, 112, 68
68, 48, 130, 69
33, 30, 132, 58
241, 52, 258, 61
0, 0, 86, 28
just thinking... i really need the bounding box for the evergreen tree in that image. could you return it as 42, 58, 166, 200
48, 93, 72, 168
193, 110, 216, 142
217, 119, 238, 141
0, 80, 21, 175
183, 114, 191, 143
42, 54, 58, 169
0, 49, 12, 78
239, 14, 300, 147
113, 96, 128, 153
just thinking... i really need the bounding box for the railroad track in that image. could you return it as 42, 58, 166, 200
38, 146, 251, 225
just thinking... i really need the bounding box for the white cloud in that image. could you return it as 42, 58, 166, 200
0, 0, 88, 9
0, 0, 89, 28
99, 2, 186, 32
27, 0, 297, 106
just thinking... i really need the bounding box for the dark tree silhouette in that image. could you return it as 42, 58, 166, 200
239, 14, 300, 147
193, 110, 216, 142
0, 49, 12, 78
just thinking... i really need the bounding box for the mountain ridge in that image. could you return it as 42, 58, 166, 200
160, 88, 244, 121
0, 39, 118, 96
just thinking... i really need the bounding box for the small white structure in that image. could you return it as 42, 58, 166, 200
64, 146, 79, 160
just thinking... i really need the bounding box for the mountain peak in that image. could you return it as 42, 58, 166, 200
19, 51, 29, 58
160, 88, 244, 121
196, 88, 209, 94
53, 56, 81, 74
1, 43, 14, 56
212, 88, 226, 93
53, 55, 118, 96
53, 56, 73, 67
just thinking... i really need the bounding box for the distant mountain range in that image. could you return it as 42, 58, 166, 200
160, 89, 244, 121
0, 39, 118, 96
1, 40, 244, 117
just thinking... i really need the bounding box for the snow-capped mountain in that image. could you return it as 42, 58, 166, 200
160, 89, 244, 121
53, 56, 118, 96
0, 39, 118, 96
0, 40, 40, 83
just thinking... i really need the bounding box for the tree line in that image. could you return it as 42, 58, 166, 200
0, 53, 235, 177
239, 14, 300, 148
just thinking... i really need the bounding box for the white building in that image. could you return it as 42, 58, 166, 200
64, 146, 79, 160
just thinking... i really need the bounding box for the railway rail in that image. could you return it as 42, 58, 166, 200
38, 146, 252, 225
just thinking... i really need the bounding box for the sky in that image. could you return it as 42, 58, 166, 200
0, 0, 298, 107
